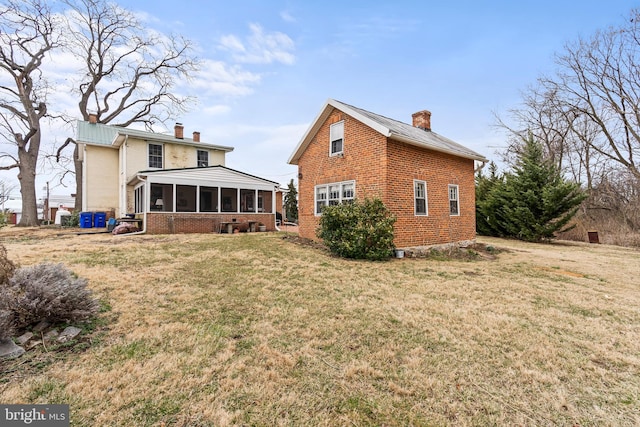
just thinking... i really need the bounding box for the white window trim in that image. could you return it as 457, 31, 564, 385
148, 143, 164, 169
197, 149, 209, 167
329, 121, 344, 157
449, 184, 460, 216
414, 179, 428, 216
314, 180, 355, 215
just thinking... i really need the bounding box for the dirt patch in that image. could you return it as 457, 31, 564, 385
281, 234, 328, 251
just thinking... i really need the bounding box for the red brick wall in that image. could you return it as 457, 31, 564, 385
297, 109, 388, 240
387, 139, 477, 247
146, 213, 276, 234
296, 109, 477, 247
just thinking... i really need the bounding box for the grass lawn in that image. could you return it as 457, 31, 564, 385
0, 229, 639, 426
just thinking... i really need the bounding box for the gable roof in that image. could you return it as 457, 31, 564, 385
76, 120, 234, 152
288, 99, 487, 164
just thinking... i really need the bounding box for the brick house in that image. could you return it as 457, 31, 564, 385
288, 99, 488, 248
76, 116, 281, 233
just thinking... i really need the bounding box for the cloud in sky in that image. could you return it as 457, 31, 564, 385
280, 10, 296, 23
190, 60, 262, 97
219, 23, 295, 65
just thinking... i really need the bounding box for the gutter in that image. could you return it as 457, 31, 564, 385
474, 160, 489, 173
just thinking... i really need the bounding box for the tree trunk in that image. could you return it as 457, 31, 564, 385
17, 140, 40, 227
74, 144, 82, 212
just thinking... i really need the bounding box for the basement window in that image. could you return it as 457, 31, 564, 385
329, 121, 344, 156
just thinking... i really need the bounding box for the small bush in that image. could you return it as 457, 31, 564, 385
2, 263, 99, 330
0, 210, 8, 229
66, 211, 79, 227
0, 244, 16, 286
317, 198, 396, 260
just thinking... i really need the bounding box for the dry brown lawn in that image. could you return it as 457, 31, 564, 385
0, 227, 639, 426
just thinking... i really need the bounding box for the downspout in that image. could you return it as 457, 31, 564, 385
81, 145, 87, 211
474, 160, 488, 173
121, 135, 128, 217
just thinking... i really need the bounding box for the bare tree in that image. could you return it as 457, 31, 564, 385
544, 9, 640, 181
496, 9, 640, 244
0, 179, 17, 208
59, 0, 198, 211
0, 0, 61, 226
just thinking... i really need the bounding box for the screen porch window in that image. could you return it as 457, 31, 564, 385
414, 180, 427, 216
197, 150, 209, 167
148, 143, 163, 169
449, 184, 459, 216
330, 121, 344, 156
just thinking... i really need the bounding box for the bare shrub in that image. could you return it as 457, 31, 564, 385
5, 263, 99, 330
0, 309, 15, 340
0, 244, 16, 286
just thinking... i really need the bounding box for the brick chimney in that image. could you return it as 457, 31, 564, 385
174, 123, 184, 139
88, 113, 97, 124
412, 110, 431, 131
192, 131, 200, 142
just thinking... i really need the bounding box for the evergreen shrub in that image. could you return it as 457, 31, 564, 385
317, 198, 396, 260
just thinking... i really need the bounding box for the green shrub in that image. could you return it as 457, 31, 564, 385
0, 210, 8, 229
317, 198, 396, 260
1, 263, 99, 330
66, 211, 79, 227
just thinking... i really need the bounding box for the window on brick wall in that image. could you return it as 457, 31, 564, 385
449, 184, 459, 216
414, 180, 428, 216
329, 121, 344, 156
315, 180, 355, 215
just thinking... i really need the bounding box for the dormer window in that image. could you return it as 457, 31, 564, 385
197, 150, 209, 167
330, 121, 344, 156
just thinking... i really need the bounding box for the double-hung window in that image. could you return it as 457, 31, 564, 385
315, 180, 355, 215
197, 150, 209, 167
330, 121, 344, 156
449, 184, 459, 216
328, 184, 340, 205
316, 186, 327, 214
148, 143, 163, 169
414, 180, 428, 216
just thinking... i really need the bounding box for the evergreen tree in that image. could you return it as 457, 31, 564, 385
476, 162, 507, 237
477, 135, 586, 242
283, 179, 298, 222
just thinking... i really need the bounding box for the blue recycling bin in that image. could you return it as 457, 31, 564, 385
93, 212, 106, 228
79, 212, 93, 228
